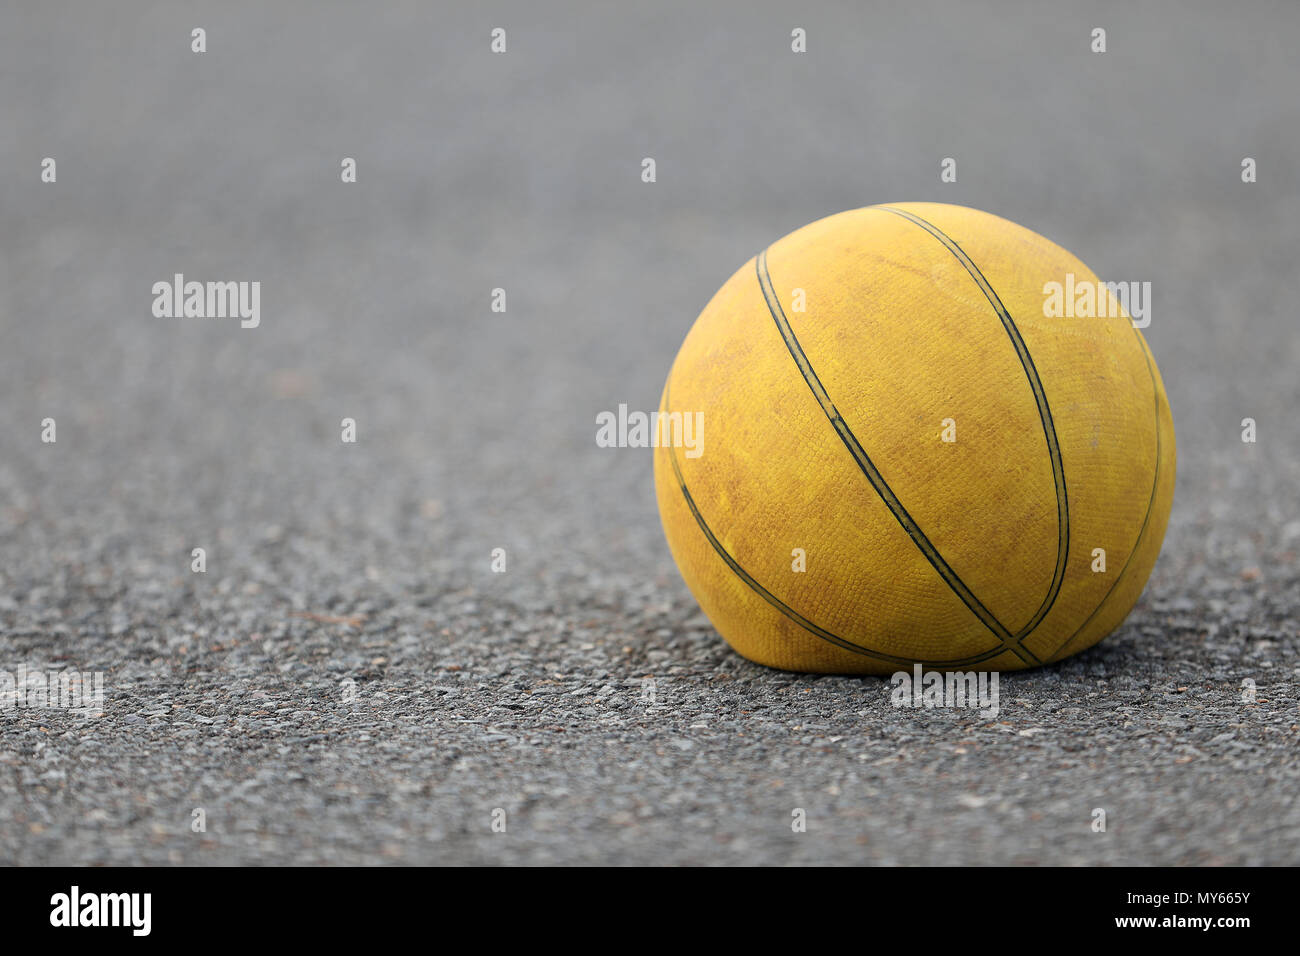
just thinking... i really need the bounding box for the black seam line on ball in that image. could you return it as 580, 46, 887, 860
873, 205, 1071, 649
1047, 329, 1166, 662
755, 249, 1039, 666
663, 405, 1014, 668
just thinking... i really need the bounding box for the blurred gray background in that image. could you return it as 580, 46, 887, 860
1, 0, 1297, 865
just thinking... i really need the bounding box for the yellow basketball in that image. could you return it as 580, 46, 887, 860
654, 203, 1175, 674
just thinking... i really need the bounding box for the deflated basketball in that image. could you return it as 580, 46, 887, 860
654, 203, 1175, 674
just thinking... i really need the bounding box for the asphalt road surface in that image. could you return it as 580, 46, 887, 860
1, 1, 1297, 865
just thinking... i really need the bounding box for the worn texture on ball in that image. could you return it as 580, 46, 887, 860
654, 202, 1176, 675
